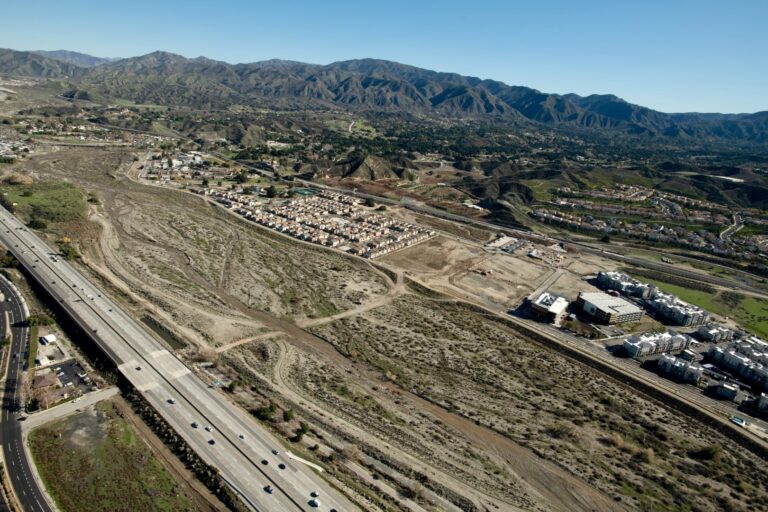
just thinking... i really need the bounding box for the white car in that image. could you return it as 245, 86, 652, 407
205, 426, 212, 432
239, 433, 246, 440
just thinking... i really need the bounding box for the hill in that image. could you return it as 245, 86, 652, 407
32, 50, 116, 68
0, 48, 84, 78
0, 48, 766, 143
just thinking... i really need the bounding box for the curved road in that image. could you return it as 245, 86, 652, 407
0, 276, 52, 512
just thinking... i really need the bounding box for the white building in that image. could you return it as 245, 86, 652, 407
657, 353, 704, 383
709, 339, 768, 390
531, 292, 569, 324
576, 292, 644, 324
697, 323, 735, 343
624, 331, 691, 358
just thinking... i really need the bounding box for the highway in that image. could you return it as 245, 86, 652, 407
0, 206, 354, 512
0, 276, 52, 512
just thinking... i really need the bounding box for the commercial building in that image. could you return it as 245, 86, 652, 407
530, 292, 569, 324
596, 271, 709, 326
657, 353, 704, 383
576, 292, 644, 324
624, 331, 691, 358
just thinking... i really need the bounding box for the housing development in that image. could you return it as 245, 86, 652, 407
209, 189, 435, 258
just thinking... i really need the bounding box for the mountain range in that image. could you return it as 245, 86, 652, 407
1, 48, 766, 143
32, 50, 118, 68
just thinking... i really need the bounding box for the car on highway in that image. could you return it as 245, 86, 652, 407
271, 448, 279, 455
208, 439, 215, 445
310, 491, 320, 498
730, 415, 748, 427
278, 463, 286, 470
204, 425, 212, 432
191, 421, 198, 428
167, 398, 176, 404
264, 485, 274, 494
238, 433, 246, 440
261, 459, 269, 465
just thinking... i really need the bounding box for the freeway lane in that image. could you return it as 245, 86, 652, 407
0, 206, 354, 512
0, 276, 52, 512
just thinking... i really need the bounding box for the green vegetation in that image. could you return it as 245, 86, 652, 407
0, 250, 19, 268
0, 180, 86, 223
26, 314, 53, 327
632, 274, 768, 338
59, 244, 80, 261
141, 315, 187, 349
27, 218, 47, 230
251, 401, 277, 421
27, 325, 38, 370
29, 400, 196, 512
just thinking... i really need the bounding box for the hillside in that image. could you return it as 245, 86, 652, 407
0, 48, 84, 78
1, 48, 766, 143
32, 50, 116, 68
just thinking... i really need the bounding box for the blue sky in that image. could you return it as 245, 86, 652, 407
3, 0, 766, 113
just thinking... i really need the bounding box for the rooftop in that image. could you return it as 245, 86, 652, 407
579, 292, 641, 315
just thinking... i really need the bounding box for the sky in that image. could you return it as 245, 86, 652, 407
3, 0, 767, 113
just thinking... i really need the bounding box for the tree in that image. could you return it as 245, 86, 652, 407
201, 177, 209, 187
59, 244, 80, 261
600, 234, 611, 243
283, 409, 294, 422
234, 171, 249, 184
28, 218, 47, 230
266, 185, 278, 198
364, 197, 376, 207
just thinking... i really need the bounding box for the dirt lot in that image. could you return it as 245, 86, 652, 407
381, 237, 552, 308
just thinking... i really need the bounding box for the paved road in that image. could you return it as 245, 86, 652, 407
0, 207, 353, 512
0, 276, 53, 512
720, 214, 744, 241
527, 318, 768, 435
294, 179, 768, 294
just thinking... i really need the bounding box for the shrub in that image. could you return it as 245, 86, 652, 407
28, 218, 47, 230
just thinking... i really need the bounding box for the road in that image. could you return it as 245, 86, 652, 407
720, 213, 744, 241
0, 207, 354, 512
0, 276, 53, 512
536, 322, 768, 433
293, 179, 768, 294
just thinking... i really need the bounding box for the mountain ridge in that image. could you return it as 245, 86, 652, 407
1, 48, 766, 143
32, 50, 118, 68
